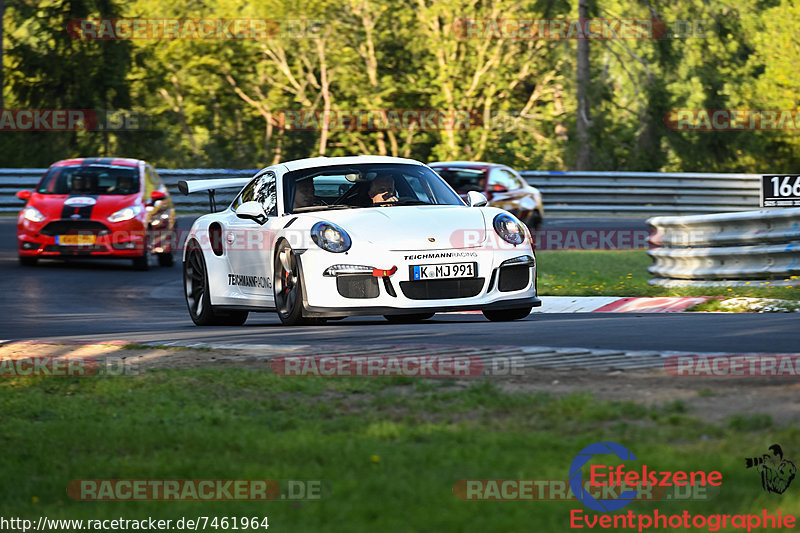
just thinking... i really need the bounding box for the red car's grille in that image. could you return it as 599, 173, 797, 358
43, 245, 107, 254
40, 220, 110, 236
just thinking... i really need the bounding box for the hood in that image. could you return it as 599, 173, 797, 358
310, 205, 488, 251
29, 192, 141, 220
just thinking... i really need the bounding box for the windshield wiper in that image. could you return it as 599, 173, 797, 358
292, 204, 355, 213
379, 200, 433, 206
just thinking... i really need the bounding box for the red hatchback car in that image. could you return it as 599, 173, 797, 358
430, 161, 544, 229
16, 157, 176, 270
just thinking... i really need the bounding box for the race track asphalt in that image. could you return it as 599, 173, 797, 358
1, 216, 796, 354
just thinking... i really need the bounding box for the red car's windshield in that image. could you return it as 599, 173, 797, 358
37, 165, 139, 195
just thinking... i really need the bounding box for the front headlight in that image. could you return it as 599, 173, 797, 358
493, 213, 525, 245
23, 206, 46, 222
311, 221, 352, 253
108, 205, 143, 222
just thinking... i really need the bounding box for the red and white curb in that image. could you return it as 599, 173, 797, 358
590, 296, 711, 313
448, 296, 711, 314
532, 296, 710, 313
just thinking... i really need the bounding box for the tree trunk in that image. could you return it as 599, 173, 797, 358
317, 39, 330, 156
575, 0, 591, 170
0, 0, 5, 110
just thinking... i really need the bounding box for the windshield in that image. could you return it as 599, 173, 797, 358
36, 165, 140, 195
432, 167, 488, 194
284, 163, 464, 213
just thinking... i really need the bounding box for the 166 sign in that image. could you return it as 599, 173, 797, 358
761, 175, 800, 207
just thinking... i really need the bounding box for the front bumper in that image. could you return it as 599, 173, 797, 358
301, 296, 542, 318
17, 218, 149, 259
297, 245, 540, 317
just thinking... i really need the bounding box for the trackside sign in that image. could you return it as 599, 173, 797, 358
761, 175, 800, 207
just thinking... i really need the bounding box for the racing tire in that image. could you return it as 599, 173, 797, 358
482, 307, 532, 322
184, 244, 249, 326
383, 313, 435, 323
158, 252, 175, 267
132, 249, 150, 271
274, 241, 307, 326
19, 256, 38, 266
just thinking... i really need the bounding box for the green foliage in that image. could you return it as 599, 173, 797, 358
1, 368, 795, 530
2, 0, 132, 163
1, 0, 797, 171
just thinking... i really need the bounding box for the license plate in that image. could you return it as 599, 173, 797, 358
411, 262, 477, 280
56, 234, 96, 245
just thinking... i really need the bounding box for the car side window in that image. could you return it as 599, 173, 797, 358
148, 165, 164, 189
508, 170, 527, 189
233, 172, 277, 216
488, 169, 518, 190
144, 166, 157, 198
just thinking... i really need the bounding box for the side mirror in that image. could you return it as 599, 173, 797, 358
146, 190, 167, 206
466, 191, 488, 207
236, 201, 268, 225
16, 190, 32, 201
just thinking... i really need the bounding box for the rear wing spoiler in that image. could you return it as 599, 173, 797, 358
177, 177, 253, 212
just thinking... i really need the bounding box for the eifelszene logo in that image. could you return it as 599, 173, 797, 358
570, 441, 723, 513
745, 444, 796, 494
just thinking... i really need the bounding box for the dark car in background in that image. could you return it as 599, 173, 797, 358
429, 161, 544, 229
16, 157, 176, 270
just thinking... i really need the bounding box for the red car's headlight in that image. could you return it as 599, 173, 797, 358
108, 205, 143, 223
22, 206, 46, 222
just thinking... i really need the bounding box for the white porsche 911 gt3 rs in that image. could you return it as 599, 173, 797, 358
179, 156, 541, 326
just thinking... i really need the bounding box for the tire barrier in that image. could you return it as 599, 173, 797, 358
646, 208, 800, 287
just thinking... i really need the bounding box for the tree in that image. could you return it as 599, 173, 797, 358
2, 0, 131, 165
1, 0, 5, 110
575, 0, 591, 169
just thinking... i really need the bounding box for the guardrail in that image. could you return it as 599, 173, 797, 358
521, 171, 761, 215
1, 168, 764, 215
646, 208, 800, 287
0, 168, 256, 213
0, 169, 45, 213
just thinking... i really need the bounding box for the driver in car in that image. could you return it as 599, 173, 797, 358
293, 178, 322, 209
70, 174, 92, 194
369, 174, 398, 204
116, 175, 136, 194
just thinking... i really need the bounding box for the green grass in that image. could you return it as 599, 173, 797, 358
537, 250, 800, 300
1, 370, 799, 531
